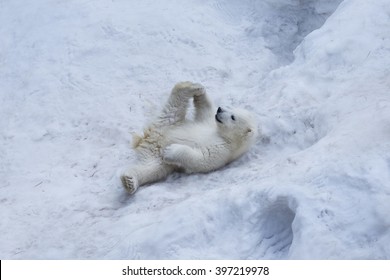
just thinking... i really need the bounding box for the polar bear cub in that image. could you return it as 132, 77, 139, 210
121, 82, 257, 194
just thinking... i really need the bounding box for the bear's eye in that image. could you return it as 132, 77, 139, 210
231, 115, 235, 121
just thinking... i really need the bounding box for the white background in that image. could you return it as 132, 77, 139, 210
2, 260, 390, 280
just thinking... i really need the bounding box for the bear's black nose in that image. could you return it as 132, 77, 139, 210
217, 107, 222, 113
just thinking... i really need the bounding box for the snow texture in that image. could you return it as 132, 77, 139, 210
1, 0, 390, 259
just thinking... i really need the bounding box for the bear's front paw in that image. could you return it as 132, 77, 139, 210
120, 175, 139, 195
163, 144, 187, 166
173, 81, 205, 97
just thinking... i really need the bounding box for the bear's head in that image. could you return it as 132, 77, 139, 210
215, 106, 258, 157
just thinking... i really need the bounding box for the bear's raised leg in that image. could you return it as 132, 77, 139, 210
157, 82, 205, 127
120, 161, 174, 194
193, 91, 214, 122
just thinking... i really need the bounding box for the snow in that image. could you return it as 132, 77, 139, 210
1, 0, 390, 259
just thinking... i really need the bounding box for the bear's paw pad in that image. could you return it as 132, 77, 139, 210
121, 175, 138, 195
174, 82, 205, 96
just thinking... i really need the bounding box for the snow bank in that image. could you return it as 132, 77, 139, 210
1, 0, 389, 259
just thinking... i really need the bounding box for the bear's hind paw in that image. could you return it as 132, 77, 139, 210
174, 82, 205, 97
121, 175, 139, 195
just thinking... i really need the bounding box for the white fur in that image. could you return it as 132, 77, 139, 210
121, 82, 258, 194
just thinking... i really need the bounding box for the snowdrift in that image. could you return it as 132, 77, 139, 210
1, 0, 390, 259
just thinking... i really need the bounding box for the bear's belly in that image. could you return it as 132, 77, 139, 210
165, 122, 222, 148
